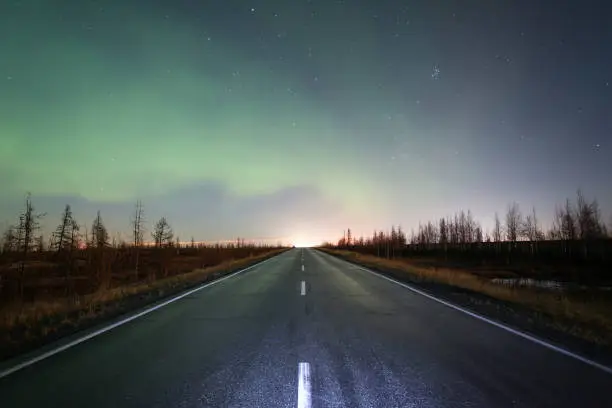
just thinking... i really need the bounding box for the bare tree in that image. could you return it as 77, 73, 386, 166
458, 211, 468, 245
131, 200, 145, 279
89, 211, 111, 287
551, 199, 577, 246
390, 226, 397, 257
575, 190, 606, 260
438, 218, 448, 259
465, 210, 475, 243
576, 190, 605, 240
69, 219, 80, 251
563, 199, 577, 241
493, 212, 503, 242
53, 205, 76, 254
475, 226, 483, 243
150, 217, 173, 280
521, 208, 536, 241
520, 207, 541, 255
396, 226, 406, 250
15, 194, 45, 297
449, 216, 458, 245
532, 207, 541, 240
426, 221, 438, 247
92, 211, 110, 248
152, 217, 174, 248
438, 218, 447, 244
505, 202, 521, 243
16, 194, 45, 252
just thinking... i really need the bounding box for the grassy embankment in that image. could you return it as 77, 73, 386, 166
0, 248, 285, 360
319, 248, 612, 346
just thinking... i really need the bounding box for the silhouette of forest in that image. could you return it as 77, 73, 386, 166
326, 190, 611, 284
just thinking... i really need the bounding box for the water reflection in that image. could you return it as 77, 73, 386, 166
490, 278, 612, 292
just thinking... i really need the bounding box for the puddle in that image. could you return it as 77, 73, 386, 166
491, 278, 612, 293
491, 278, 565, 291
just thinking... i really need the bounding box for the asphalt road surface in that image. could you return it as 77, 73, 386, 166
1, 248, 611, 407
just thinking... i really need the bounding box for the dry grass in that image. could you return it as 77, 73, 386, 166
321, 249, 612, 345
0, 249, 284, 356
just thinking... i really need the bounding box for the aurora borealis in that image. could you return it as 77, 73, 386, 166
1, 1, 611, 245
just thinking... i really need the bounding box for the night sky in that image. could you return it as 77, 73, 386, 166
1, 0, 611, 246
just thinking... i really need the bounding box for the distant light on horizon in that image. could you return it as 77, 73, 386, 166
292, 239, 321, 248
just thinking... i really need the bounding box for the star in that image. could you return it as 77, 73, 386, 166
432, 65, 440, 79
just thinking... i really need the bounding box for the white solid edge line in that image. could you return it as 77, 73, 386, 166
352, 264, 612, 375
0, 254, 280, 380
297, 362, 312, 408
301, 280, 306, 296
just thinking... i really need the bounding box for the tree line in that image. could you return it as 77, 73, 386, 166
1, 195, 262, 255
0, 194, 279, 300
326, 190, 611, 277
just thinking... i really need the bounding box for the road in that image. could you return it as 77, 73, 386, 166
1, 248, 610, 407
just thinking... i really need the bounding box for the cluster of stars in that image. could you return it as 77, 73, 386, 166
432, 65, 440, 80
